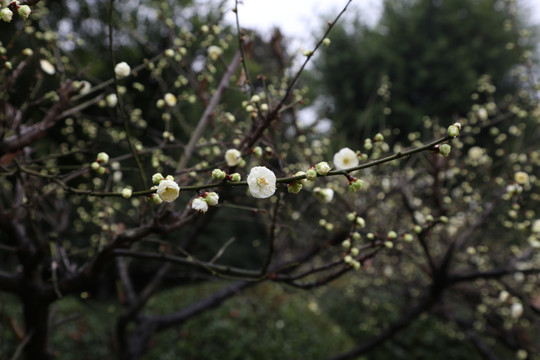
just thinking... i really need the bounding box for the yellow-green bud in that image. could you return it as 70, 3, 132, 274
97, 152, 110, 164
447, 125, 460, 137
121, 188, 132, 199
152, 173, 164, 184
315, 161, 330, 176
230, 173, 241, 182
305, 169, 317, 181
212, 169, 226, 180
18, 5, 31, 20
287, 182, 302, 194
439, 144, 451, 157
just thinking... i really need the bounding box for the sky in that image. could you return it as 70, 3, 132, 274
225, 0, 540, 46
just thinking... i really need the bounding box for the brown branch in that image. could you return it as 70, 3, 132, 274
0, 82, 73, 156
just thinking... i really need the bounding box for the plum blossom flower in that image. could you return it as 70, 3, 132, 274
247, 166, 276, 199
225, 149, 242, 167
164, 93, 177, 107
333, 147, 359, 170
207, 45, 222, 60
40, 59, 55, 75
192, 197, 209, 212
121, 188, 132, 199
157, 179, 180, 202
511, 302, 523, 319
114, 62, 131, 78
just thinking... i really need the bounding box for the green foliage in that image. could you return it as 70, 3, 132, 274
149, 282, 353, 360
314, 0, 535, 139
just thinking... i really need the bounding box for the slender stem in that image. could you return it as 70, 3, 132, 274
108, 0, 148, 189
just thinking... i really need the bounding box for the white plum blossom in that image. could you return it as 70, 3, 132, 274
40, 59, 56, 75
156, 179, 180, 202
247, 166, 276, 199
225, 149, 242, 167
192, 197, 209, 213
164, 93, 177, 107
121, 188, 132, 199
333, 147, 359, 170
114, 62, 131, 78
207, 45, 223, 60
314, 187, 334, 203
510, 302, 523, 319
514, 171, 529, 186
106, 93, 118, 107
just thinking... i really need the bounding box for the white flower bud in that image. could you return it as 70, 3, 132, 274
114, 62, 131, 78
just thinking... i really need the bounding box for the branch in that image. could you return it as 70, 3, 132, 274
176, 50, 243, 172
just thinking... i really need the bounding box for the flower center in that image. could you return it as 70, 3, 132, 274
257, 177, 269, 187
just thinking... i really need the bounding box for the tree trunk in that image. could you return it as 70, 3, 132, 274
21, 291, 51, 360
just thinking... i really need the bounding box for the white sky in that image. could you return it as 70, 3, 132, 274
225, 0, 540, 47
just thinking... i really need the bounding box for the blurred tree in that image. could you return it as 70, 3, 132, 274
313, 0, 535, 140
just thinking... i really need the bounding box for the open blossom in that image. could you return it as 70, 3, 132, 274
225, 149, 242, 167
114, 62, 131, 78
247, 166, 276, 199
192, 197, 209, 213
156, 179, 180, 202
333, 147, 359, 170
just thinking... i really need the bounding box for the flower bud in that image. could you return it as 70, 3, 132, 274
152, 173, 164, 184
18, 5, 31, 20
1, 8, 13, 23
212, 169, 226, 180
287, 182, 302, 194
149, 193, 163, 204
374, 133, 384, 142
341, 239, 351, 249
91, 162, 100, 171
121, 188, 132, 199
447, 125, 460, 137
97, 152, 110, 164
114, 62, 131, 78
348, 179, 364, 192
204, 192, 219, 206
439, 144, 451, 157
322, 38, 331, 46
305, 169, 317, 181
387, 231, 397, 239
230, 173, 241, 182
315, 162, 331, 176
350, 247, 359, 256
356, 217, 366, 228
